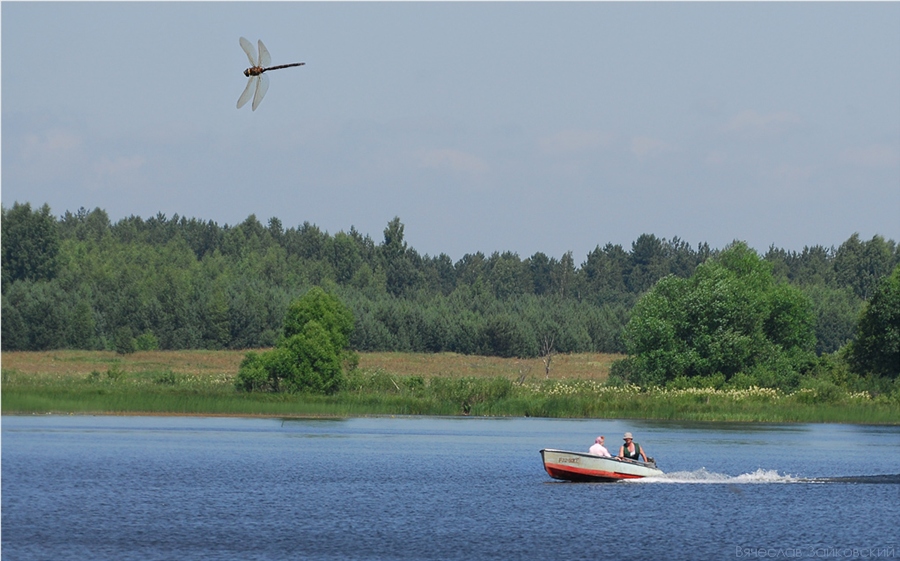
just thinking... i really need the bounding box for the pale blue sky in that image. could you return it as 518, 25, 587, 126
3, 2, 898, 260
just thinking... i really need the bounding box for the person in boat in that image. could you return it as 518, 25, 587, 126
617, 432, 649, 463
588, 435, 611, 457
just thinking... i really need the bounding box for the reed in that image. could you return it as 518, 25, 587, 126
2, 351, 898, 424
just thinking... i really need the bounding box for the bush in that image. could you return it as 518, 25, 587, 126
622, 242, 816, 389
106, 365, 126, 381
153, 370, 179, 385
235, 352, 271, 392
235, 288, 355, 394
793, 378, 844, 404
279, 322, 344, 393
135, 332, 160, 351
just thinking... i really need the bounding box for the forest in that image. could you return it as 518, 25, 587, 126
3, 203, 898, 384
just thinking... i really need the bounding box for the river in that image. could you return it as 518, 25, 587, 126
2, 415, 898, 560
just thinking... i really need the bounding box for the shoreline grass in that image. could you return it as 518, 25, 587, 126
2, 351, 898, 424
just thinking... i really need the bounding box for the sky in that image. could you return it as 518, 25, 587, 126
2, 2, 898, 262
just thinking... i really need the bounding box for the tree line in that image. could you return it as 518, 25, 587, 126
3, 203, 898, 370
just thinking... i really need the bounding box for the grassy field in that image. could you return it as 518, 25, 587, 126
2, 350, 898, 424
0, 350, 619, 381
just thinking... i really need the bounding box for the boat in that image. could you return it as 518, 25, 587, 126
540, 449, 664, 482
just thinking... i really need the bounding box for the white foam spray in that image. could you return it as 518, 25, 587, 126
627, 467, 800, 484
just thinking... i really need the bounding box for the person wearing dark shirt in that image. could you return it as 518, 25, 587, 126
617, 432, 649, 463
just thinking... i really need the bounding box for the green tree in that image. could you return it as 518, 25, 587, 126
277, 321, 345, 393
68, 298, 99, 349
114, 326, 137, 355
802, 285, 863, 354
487, 251, 527, 299
479, 313, 536, 358
1, 280, 70, 350
58, 207, 110, 243
422, 253, 456, 295
580, 243, 630, 302
380, 217, 421, 297
1, 290, 27, 350
526, 252, 554, 296
236, 287, 356, 393
200, 285, 231, 349
283, 287, 354, 347
794, 245, 834, 286
833, 234, 896, 300
627, 234, 669, 294
847, 265, 900, 379
620, 242, 815, 388
2, 202, 60, 291
551, 251, 576, 298
330, 231, 363, 284
455, 252, 487, 287
284, 221, 329, 260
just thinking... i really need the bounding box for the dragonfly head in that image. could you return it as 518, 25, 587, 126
243, 68, 251, 77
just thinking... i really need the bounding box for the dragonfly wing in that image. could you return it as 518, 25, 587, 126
258, 39, 272, 68
237, 76, 257, 109
239, 37, 258, 66
252, 73, 270, 111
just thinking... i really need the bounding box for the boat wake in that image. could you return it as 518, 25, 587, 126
629, 467, 798, 484
628, 468, 900, 485
805, 474, 900, 484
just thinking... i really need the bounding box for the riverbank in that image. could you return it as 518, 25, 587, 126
2, 351, 898, 424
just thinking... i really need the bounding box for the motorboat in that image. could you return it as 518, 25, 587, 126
540, 448, 664, 482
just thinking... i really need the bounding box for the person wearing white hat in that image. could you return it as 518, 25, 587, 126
617, 432, 649, 463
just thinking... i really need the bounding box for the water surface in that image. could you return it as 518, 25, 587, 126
3, 416, 898, 560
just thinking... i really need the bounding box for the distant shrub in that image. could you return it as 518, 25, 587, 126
404, 375, 425, 392
153, 370, 179, 385
793, 378, 844, 404
106, 365, 126, 381
135, 332, 159, 351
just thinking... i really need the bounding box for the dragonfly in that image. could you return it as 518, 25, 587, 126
237, 37, 304, 111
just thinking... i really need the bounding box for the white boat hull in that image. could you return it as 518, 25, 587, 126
540, 449, 664, 482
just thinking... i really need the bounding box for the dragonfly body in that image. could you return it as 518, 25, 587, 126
237, 37, 304, 111
244, 62, 304, 77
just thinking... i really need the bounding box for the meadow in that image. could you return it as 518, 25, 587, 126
2, 350, 898, 424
